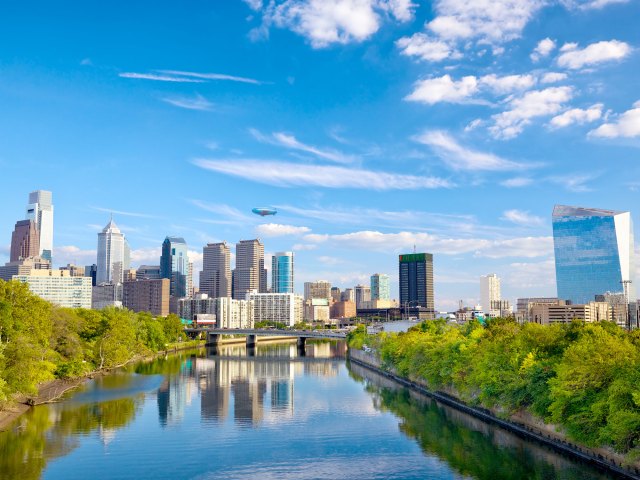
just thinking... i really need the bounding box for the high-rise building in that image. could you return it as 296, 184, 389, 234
137, 265, 161, 279
0, 256, 50, 281
399, 252, 435, 316
160, 236, 190, 299
304, 280, 331, 301
480, 273, 501, 315
10, 219, 39, 261
341, 288, 354, 302
552, 205, 636, 304
330, 287, 341, 304
354, 284, 371, 309
200, 242, 231, 298
25, 190, 54, 262
85, 264, 98, 286
233, 239, 266, 299
370, 273, 390, 301
271, 252, 294, 293
122, 278, 170, 317
96, 218, 129, 285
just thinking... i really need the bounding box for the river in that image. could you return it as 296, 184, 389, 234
0, 341, 616, 479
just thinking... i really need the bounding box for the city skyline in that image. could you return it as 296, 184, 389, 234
1, 2, 639, 310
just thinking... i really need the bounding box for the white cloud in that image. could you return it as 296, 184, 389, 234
264, 0, 415, 48
414, 130, 528, 171
129, 247, 162, 266
193, 158, 453, 190
292, 243, 318, 251
501, 209, 544, 227
90, 206, 159, 219
405, 75, 478, 105
490, 86, 573, 139
426, 0, 545, 45
540, 72, 568, 84
530, 37, 556, 62
120, 70, 261, 84
589, 100, 640, 138
500, 177, 533, 188
506, 259, 556, 290
549, 103, 603, 128
396, 33, 459, 62
301, 229, 553, 258
479, 74, 535, 94
244, 0, 263, 10
250, 129, 356, 164
255, 223, 311, 237
557, 40, 631, 70
53, 246, 97, 267
161, 94, 214, 111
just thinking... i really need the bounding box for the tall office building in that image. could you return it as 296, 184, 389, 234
272, 252, 294, 293
96, 218, 129, 285
354, 284, 371, 309
399, 253, 435, 315
200, 242, 231, 298
370, 273, 390, 301
14, 270, 91, 309
10, 220, 39, 261
233, 239, 266, 299
480, 274, 501, 314
122, 278, 170, 317
552, 205, 636, 304
160, 237, 190, 298
25, 190, 54, 262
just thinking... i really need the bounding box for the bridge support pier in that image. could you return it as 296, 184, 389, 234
246, 334, 257, 348
297, 336, 306, 356
206, 333, 220, 346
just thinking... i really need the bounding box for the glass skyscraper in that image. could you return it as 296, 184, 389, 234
25, 190, 54, 262
552, 205, 636, 305
370, 273, 390, 301
161, 236, 189, 298
271, 252, 294, 293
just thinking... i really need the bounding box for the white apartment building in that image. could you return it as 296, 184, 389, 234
15, 269, 92, 309
215, 297, 254, 329
480, 274, 501, 316
247, 291, 303, 327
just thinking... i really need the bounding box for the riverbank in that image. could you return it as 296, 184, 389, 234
0, 339, 206, 432
348, 348, 640, 480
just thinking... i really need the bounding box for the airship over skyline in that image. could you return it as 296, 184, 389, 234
252, 207, 278, 217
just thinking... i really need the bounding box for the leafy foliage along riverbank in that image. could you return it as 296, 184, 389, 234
0, 279, 186, 407
347, 318, 640, 461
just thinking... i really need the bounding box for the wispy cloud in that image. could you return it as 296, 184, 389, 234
500, 177, 533, 188
193, 158, 453, 190
190, 200, 253, 223
120, 70, 262, 84
300, 229, 553, 258
414, 130, 530, 171
119, 72, 205, 83
501, 209, 545, 227
250, 128, 356, 164
90, 206, 160, 219
548, 173, 598, 192
161, 94, 214, 111
157, 70, 262, 85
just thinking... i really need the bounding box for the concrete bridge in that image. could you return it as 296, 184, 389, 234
184, 328, 347, 349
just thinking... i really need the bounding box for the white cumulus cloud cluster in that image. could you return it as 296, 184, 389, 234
557, 40, 631, 69
589, 100, 640, 138
549, 104, 603, 128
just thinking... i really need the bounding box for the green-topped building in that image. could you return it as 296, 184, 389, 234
399, 252, 435, 318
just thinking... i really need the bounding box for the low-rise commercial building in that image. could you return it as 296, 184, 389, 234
330, 300, 356, 320
14, 269, 91, 309
177, 293, 217, 321
530, 301, 610, 325
122, 278, 170, 317
304, 298, 330, 323
92, 283, 122, 310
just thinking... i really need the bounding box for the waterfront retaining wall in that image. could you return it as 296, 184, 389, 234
348, 348, 640, 480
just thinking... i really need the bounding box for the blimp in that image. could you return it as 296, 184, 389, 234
252, 207, 278, 217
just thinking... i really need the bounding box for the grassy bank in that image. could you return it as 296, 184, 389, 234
347, 318, 640, 464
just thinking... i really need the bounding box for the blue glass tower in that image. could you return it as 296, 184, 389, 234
271, 252, 294, 293
552, 205, 635, 305
161, 236, 189, 298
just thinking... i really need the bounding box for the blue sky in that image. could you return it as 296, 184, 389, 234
1, 0, 639, 310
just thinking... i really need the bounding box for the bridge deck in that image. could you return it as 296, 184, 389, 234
184, 328, 346, 339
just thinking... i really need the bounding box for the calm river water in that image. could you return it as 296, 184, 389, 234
0, 341, 616, 480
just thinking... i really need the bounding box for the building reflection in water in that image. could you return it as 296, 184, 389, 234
156, 341, 345, 428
